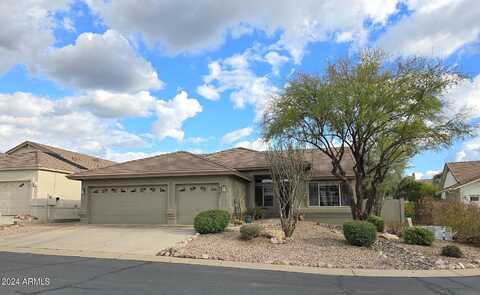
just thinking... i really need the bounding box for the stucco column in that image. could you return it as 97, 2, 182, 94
167, 181, 176, 224
79, 183, 88, 223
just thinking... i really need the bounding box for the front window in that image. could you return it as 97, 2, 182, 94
469, 195, 480, 202
255, 176, 274, 207
308, 182, 343, 206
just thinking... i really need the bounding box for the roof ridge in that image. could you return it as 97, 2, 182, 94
6, 141, 115, 170
206, 147, 262, 156
77, 151, 175, 174
190, 152, 240, 172
446, 160, 480, 165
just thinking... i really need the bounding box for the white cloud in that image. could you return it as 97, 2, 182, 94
221, 127, 253, 144
0, 92, 144, 156
0, 0, 69, 74
197, 84, 220, 101
377, 0, 480, 58
40, 30, 163, 92
412, 171, 424, 180
104, 150, 163, 162
235, 138, 268, 151
153, 91, 202, 141
443, 75, 480, 119
87, 0, 399, 63
264, 51, 289, 75
456, 131, 480, 162
197, 49, 279, 120
58, 90, 156, 118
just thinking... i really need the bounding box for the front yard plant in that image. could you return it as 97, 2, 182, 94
366, 215, 384, 232
441, 245, 463, 258
194, 209, 230, 234
244, 207, 266, 220
404, 227, 434, 246
435, 201, 480, 245
343, 221, 377, 247
240, 224, 263, 240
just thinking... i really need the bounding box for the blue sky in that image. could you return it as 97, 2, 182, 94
0, 0, 479, 179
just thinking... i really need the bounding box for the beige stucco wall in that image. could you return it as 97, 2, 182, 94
0, 169, 81, 221
35, 170, 81, 201
80, 175, 248, 224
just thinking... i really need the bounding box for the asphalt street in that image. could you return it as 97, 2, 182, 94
0, 252, 479, 295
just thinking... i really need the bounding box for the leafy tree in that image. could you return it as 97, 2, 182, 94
395, 176, 438, 202
263, 50, 471, 220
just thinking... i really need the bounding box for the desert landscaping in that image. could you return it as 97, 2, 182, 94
158, 220, 480, 271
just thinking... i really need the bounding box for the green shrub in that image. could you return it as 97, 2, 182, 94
435, 201, 480, 245
441, 245, 463, 258
343, 221, 377, 247
194, 210, 230, 234
244, 207, 266, 220
366, 215, 385, 232
403, 227, 434, 246
240, 224, 263, 240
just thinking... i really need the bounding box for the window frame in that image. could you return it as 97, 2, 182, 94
255, 179, 274, 208
307, 182, 344, 207
468, 195, 480, 202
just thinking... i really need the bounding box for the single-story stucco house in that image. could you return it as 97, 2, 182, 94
0, 141, 115, 221
69, 147, 358, 225
440, 160, 480, 205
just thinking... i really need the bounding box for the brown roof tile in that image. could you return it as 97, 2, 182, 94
206, 147, 355, 178
6, 141, 115, 170
446, 161, 480, 187
0, 150, 83, 173
69, 151, 250, 180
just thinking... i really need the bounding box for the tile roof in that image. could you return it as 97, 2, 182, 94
6, 141, 115, 171
69, 151, 250, 180
206, 147, 355, 178
0, 150, 83, 173
206, 147, 270, 170
445, 161, 480, 188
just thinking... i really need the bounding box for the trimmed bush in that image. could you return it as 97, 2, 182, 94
366, 215, 385, 232
343, 221, 377, 247
240, 224, 263, 240
194, 210, 230, 234
441, 245, 463, 258
403, 227, 434, 246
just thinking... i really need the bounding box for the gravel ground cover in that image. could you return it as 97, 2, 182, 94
163, 221, 480, 270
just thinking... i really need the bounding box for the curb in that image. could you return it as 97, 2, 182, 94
1, 246, 479, 278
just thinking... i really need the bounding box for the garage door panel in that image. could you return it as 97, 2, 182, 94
0, 181, 31, 216
90, 185, 167, 224
176, 183, 220, 225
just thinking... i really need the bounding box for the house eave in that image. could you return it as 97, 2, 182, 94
68, 170, 250, 181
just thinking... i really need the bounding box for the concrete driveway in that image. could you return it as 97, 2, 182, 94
0, 224, 194, 256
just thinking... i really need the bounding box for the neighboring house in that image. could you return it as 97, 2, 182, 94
0, 141, 115, 221
440, 160, 480, 205
69, 148, 357, 225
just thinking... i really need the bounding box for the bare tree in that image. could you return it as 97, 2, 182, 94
266, 141, 310, 237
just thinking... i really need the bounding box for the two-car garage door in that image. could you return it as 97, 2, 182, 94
89, 183, 220, 224
90, 185, 168, 224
